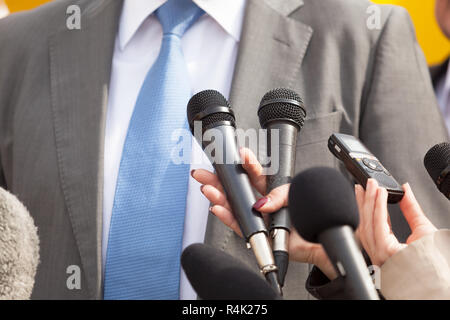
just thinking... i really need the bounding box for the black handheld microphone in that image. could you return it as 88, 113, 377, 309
424, 142, 450, 200
187, 90, 281, 294
181, 244, 282, 300
257, 88, 306, 287
288, 167, 379, 300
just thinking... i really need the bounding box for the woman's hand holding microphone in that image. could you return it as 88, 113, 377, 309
191, 147, 437, 281
191, 147, 338, 280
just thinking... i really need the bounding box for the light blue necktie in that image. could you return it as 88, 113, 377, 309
104, 0, 204, 300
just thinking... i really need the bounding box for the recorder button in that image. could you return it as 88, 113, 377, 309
363, 158, 378, 170
374, 164, 384, 172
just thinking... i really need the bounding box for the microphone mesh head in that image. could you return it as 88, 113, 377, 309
187, 90, 235, 132
424, 142, 450, 196
258, 88, 306, 129
288, 167, 359, 243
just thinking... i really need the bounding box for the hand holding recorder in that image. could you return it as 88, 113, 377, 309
355, 179, 437, 267
355, 179, 450, 299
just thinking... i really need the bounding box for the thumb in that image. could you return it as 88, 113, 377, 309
253, 184, 290, 213
399, 183, 435, 232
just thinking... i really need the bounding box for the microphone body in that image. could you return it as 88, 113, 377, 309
265, 121, 297, 285
187, 90, 281, 294
203, 125, 267, 237
318, 226, 379, 300
289, 167, 379, 300
181, 244, 282, 300
424, 142, 450, 200
258, 88, 306, 287
266, 121, 297, 229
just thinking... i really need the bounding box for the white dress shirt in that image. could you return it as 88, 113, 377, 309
0, 0, 9, 19
103, 0, 246, 299
435, 61, 450, 136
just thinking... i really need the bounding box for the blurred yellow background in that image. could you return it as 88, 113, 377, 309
374, 0, 450, 65
3, 0, 450, 65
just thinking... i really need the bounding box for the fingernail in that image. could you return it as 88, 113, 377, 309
190, 170, 196, 178
200, 185, 205, 193
209, 206, 216, 215
403, 182, 412, 194
253, 197, 269, 210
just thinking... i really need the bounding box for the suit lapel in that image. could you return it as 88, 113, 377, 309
230, 0, 312, 130
49, 0, 123, 299
204, 0, 313, 248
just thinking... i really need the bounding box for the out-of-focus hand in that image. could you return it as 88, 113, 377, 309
355, 179, 437, 267
191, 147, 338, 280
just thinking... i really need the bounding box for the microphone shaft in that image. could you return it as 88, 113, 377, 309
267, 122, 298, 229
208, 125, 267, 238
318, 225, 379, 300
266, 122, 298, 286
201, 125, 280, 288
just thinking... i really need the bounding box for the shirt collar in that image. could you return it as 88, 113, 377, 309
118, 0, 247, 51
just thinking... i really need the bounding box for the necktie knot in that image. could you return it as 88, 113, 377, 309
156, 0, 204, 37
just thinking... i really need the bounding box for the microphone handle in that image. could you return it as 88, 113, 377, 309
266, 122, 299, 286
201, 125, 282, 294
205, 125, 267, 238
266, 122, 298, 230
318, 225, 380, 300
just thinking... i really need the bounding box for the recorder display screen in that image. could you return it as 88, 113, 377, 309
342, 136, 370, 154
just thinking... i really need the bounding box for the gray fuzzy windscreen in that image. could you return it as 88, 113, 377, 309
0, 188, 39, 300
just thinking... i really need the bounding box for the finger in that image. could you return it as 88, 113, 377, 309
399, 183, 436, 232
386, 213, 393, 230
240, 147, 267, 194
354, 184, 365, 222
288, 229, 319, 262
210, 205, 243, 237
361, 179, 379, 255
373, 188, 396, 249
253, 184, 290, 213
191, 169, 224, 193
288, 230, 338, 280
200, 185, 231, 211
354, 184, 365, 243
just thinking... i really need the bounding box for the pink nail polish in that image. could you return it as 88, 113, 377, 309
253, 197, 268, 210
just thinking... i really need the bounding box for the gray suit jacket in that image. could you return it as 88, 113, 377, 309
0, 0, 449, 300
